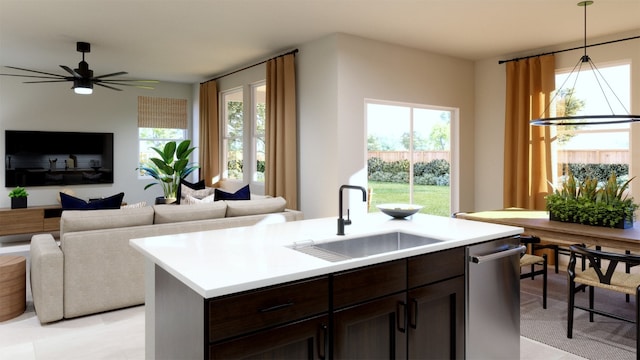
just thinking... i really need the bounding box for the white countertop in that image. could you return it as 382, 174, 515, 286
130, 213, 523, 299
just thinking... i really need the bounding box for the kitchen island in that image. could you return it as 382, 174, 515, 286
130, 213, 523, 359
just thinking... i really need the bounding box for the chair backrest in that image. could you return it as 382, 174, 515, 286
569, 244, 640, 285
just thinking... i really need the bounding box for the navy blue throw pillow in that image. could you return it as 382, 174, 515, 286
60, 192, 125, 210
215, 185, 250, 201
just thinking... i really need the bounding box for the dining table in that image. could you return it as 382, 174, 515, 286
455, 209, 640, 253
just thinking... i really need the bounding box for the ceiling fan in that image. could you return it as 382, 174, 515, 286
0, 41, 158, 95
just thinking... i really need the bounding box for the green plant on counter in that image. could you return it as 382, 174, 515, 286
546, 171, 638, 228
8, 186, 28, 198
136, 140, 199, 202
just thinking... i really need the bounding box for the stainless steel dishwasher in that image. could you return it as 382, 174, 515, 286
466, 236, 525, 359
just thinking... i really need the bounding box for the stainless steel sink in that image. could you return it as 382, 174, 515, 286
290, 232, 443, 262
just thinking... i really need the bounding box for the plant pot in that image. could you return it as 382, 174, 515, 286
11, 197, 27, 209
549, 210, 633, 229
155, 197, 177, 205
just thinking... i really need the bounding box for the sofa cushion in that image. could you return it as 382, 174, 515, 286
60, 192, 125, 210
225, 197, 287, 217
181, 186, 215, 201
61, 206, 154, 234
153, 201, 227, 224
215, 184, 250, 201
177, 179, 206, 204
182, 194, 216, 205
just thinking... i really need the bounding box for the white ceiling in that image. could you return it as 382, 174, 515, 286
1, 0, 639, 84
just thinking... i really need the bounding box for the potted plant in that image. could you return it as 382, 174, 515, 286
546, 171, 638, 228
137, 140, 199, 204
8, 186, 28, 209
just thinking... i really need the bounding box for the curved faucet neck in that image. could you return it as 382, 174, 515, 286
338, 185, 368, 235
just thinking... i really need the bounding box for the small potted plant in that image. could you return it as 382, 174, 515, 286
137, 140, 198, 204
8, 186, 28, 209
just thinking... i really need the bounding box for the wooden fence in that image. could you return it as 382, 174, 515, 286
368, 150, 628, 164
556, 150, 629, 164
368, 151, 450, 162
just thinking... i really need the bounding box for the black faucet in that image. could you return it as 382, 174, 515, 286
337, 185, 367, 235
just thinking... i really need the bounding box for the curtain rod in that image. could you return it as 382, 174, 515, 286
201, 48, 299, 84
498, 35, 640, 64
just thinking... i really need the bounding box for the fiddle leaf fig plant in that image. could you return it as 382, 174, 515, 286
137, 140, 199, 202
546, 171, 638, 228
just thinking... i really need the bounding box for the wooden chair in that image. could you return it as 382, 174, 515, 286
567, 244, 640, 356
520, 235, 547, 309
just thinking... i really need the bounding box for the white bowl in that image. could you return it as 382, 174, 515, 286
376, 203, 423, 219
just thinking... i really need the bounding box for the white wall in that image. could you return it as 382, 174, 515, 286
298, 33, 475, 219
0, 76, 193, 210
474, 30, 640, 212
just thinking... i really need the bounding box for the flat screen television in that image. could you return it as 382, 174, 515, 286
5, 130, 114, 187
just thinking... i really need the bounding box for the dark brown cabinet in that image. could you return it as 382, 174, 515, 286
210, 315, 329, 359
407, 276, 465, 359
155, 246, 466, 359
407, 247, 465, 360
331, 248, 465, 360
333, 293, 407, 359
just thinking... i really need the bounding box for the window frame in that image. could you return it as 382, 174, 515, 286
550, 61, 631, 187
219, 81, 267, 193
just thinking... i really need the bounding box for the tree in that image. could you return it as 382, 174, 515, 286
401, 131, 428, 150
227, 101, 244, 152
427, 122, 449, 150
555, 88, 586, 145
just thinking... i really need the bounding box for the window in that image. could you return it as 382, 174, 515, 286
550, 63, 631, 187
253, 84, 266, 182
366, 100, 454, 217
137, 96, 188, 177
221, 82, 266, 185
222, 89, 244, 180
139, 128, 186, 174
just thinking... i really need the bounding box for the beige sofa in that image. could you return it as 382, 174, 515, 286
29, 197, 303, 324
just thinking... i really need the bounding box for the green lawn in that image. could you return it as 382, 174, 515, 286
368, 181, 451, 217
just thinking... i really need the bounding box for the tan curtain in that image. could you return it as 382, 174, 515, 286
266, 53, 298, 210
503, 55, 555, 210
199, 81, 220, 187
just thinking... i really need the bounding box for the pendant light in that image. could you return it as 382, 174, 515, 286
530, 1, 640, 126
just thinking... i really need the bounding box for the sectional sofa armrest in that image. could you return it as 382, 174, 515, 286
30, 234, 64, 324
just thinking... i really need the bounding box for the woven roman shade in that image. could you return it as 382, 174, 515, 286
138, 96, 188, 129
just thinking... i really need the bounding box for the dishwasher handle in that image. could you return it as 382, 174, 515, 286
470, 245, 526, 264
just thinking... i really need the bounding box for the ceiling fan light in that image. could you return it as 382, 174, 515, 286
73, 79, 93, 95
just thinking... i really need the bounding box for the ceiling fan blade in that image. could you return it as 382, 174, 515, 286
4, 66, 67, 78
97, 81, 140, 87
23, 80, 72, 83
101, 79, 159, 83
93, 71, 128, 79
95, 82, 123, 91
0, 73, 70, 80
100, 81, 156, 90
60, 65, 82, 78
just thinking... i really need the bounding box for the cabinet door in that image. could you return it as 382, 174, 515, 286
209, 315, 329, 359
407, 276, 465, 360
333, 293, 407, 359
